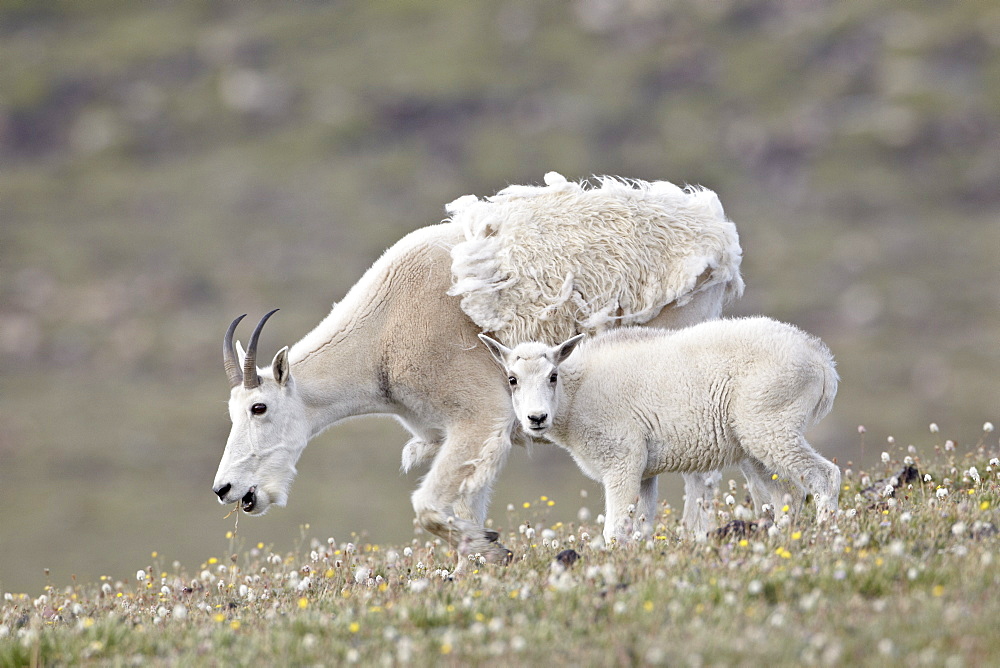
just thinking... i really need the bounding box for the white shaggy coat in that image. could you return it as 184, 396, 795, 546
481, 317, 841, 544
449, 172, 743, 345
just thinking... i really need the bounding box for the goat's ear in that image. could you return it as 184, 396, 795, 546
478, 334, 511, 366
236, 340, 247, 367
272, 346, 292, 387
555, 334, 585, 364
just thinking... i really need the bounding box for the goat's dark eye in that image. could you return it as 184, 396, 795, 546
549, 373, 558, 383
250, 403, 267, 416
508, 376, 518, 386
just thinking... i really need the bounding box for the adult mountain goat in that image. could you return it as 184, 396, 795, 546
212, 172, 743, 562
480, 317, 840, 545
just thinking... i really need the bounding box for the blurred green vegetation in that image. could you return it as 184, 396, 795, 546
1, 1, 998, 593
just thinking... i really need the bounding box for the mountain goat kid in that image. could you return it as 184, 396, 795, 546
479, 317, 840, 544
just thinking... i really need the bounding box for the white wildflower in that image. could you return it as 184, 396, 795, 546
881, 484, 895, 498
577, 507, 591, 521
403, 546, 413, 557
725, 494, 735, 506
881, 451, 890, 464
945, 440, 955, 451
984, 422, 994, 433
929, 423, 939, 434
936, 486, 949, 499
951, 521, 967, 537
924, 474, 933, 482
968, 467, 981, 484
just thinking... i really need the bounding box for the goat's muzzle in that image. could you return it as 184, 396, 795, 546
241, 486, 258, 513
214, 482, 232, 500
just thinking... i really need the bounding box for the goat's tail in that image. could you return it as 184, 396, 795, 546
810, 343, 839, 427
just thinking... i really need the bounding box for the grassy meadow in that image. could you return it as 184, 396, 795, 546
2, 0, 999, 648
3, 426, 998, 666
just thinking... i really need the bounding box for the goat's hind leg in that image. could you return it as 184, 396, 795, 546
739, 458, 802, 517
740, 432, 839, 524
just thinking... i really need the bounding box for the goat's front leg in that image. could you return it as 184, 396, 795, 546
636, 476, 659, 537
410, 421, 513, 568
681, 470, 721, 539
602, 472, 643, 546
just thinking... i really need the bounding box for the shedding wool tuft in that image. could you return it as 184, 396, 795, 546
447, 172, 744, 345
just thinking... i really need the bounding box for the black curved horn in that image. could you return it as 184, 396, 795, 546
223, 314, 247, 389
243, 309, 280, 390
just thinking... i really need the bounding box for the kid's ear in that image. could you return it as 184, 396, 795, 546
555, 333, 585, 364
272, 346, 292, 386
478, 334, 512, 366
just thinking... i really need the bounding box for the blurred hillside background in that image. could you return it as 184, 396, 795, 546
1, 1, 998, 593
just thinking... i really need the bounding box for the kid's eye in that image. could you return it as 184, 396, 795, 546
549, 373, 558, 383
250, 403, 268, 416
508, 376, 518, 386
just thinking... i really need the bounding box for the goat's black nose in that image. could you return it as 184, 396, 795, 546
528, 413, 548, 424
214, 483, 232, 499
